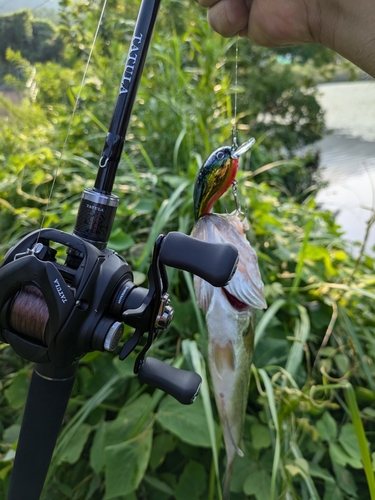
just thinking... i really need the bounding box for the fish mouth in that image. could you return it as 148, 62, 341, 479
222, 288, 249, 312
230, 138, 256, 159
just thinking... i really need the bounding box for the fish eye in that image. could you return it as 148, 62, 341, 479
216, 151, 225, 160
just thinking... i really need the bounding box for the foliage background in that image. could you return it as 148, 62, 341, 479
0, 1, 374, 499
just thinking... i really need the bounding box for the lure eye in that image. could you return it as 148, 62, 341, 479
216, 151, 225, 161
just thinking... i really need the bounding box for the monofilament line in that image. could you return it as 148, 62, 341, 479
38, 0, 109, 235
231, 36, 239, 150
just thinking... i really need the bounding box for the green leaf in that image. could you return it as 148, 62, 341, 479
182, 338, 221, 496
57, 423, 91, 464
334, 354, 350, 377
316, 412, 337, 441
143, 475, 175, 496
105, 394, 152, 447
250, 423, 272, 450
3, 424, 20, 444
304, 243, 336, 276
243, 466, 271, 500
50, 373, 122, 481
332, 462, 357, 498
329, 442, 362, 469
5, 371, 30, 409
112, 355, 137, 378
85, 475, 101, 500
254, 298, 286, 348
108, 228, 135, 252
284, 304, 310, 379
175, 461, 207, 500
285, 464, 302, 477
344, 382, 375, 497
156, 395, 211, 448
258, 369, 281, 500
338, 423, 362, 461
0, 464, 12, 481
104, 425, 153, 499
309, 462, 334, 484
323, 482, 344, 500
231, 455, 255, 494
90, 423, 106, 474
149, 433, 177, 470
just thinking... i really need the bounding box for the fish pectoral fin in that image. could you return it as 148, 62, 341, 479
212, 341, 235, 379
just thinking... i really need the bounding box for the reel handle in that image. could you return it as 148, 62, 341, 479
138, 357, 201, 405
160, 232, 238, 287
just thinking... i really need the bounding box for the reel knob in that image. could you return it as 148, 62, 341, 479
92, 318, 124, 352
159, 231, 238, 287
103, 321, 124, 352
138, 357, 202, 405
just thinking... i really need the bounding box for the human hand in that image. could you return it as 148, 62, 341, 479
196, 0, 318, 47
196, 0, 375, 78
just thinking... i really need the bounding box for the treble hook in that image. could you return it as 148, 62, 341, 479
232, 179, 243, 214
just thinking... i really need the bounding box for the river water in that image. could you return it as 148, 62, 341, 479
315, 80, 375, 253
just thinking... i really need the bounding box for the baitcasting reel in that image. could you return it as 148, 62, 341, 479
0, 226, 238, 404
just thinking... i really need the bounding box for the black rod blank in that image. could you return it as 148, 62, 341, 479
7, 363, 77, 500
95, 0, 162, 193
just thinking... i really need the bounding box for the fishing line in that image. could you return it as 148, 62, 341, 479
32, 0, 54, 11
19, 0, 109, 335
38, 0, 109, 236
231, 36, 239, 150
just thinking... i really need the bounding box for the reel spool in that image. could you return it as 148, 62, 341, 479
9, 285, 49, 344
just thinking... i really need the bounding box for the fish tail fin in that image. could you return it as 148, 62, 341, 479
221, 415, 244, 499
223, 457, 235, 500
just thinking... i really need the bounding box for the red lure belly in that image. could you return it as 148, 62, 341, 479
193, 146, 238, 220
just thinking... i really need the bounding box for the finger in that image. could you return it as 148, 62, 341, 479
206, 0, 251, 37
197, 0, 220, 8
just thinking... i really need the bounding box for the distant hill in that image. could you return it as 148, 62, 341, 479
0, 0, 59, 15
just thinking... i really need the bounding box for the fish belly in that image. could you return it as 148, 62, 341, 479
204, 285, 254, 464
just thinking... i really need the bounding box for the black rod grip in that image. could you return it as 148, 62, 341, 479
138, 357, 201, 405
7, 363, 77, 500
159, 232, 238, 287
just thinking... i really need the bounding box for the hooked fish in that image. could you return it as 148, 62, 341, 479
191, 140, 267, 499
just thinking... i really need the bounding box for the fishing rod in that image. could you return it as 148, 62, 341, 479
0, 0, 239, 499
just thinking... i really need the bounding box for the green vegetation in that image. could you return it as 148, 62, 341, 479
0, 1, 374, 499
0, 9, 63, 84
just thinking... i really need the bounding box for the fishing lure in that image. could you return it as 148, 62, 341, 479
191, 139, 267, 499
193, 138, 255, 220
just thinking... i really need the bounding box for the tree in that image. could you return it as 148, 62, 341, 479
0, 9, 63, 82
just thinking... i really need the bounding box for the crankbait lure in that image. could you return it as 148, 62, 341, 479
193, 138, 255, 220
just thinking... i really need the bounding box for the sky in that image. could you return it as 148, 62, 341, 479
0, 0, 59, 15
